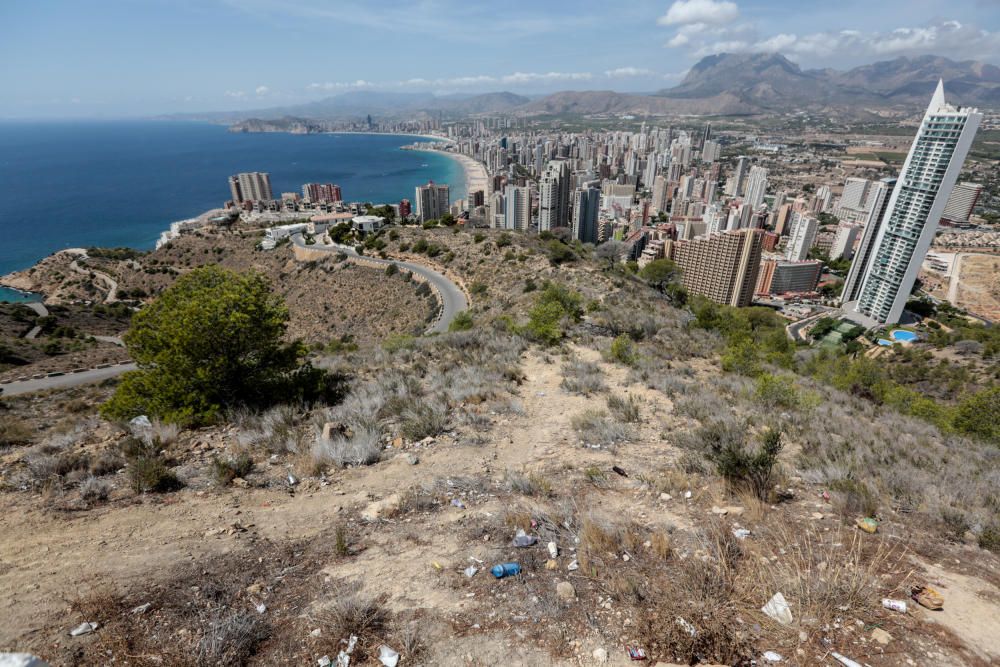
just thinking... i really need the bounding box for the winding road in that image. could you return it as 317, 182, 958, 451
1, 234, 468, 398
290, 233, 468, 335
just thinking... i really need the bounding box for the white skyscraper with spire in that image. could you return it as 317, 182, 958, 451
845, 81, 981, 325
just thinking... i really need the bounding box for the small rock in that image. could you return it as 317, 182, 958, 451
321, 422, 336, 440
246, 583, 263, 595
232, 478, 249, 489
592, 647, 608, 663
871, 628, 893, 645
310, 628, 322, 637
811, 512, 824, 520
391, 437, 404, 447
361, 494, 401, 521
405, 453, 419, 465
659, 493, 672, 501
556, 581, 576, 601
711, 506, 729, 516
724, 506, 745, 516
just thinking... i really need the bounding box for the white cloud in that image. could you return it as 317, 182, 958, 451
604, 67, 654, 78
225, 90, 246, 98
663, 12, 1000, 65
255, 85, 270, 95
307, 80, 375, 91
500, 71, 593, 84
658, 0, 739, 26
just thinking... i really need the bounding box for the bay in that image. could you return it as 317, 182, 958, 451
0, 121, 463, 301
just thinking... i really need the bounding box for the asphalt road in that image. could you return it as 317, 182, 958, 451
1, 237, 468, 397
1, 363, 137, 398
291, 234, 468, 334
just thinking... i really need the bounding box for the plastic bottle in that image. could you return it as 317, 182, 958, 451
491, 563, 521, 578
882, 598, 907, 613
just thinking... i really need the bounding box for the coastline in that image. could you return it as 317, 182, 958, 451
406, 144, 489, 204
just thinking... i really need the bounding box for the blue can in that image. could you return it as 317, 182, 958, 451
491, 562, 521, 578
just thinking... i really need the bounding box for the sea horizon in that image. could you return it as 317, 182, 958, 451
0, 121, 467, 301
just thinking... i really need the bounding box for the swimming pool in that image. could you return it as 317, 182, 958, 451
889, 330, 918, 343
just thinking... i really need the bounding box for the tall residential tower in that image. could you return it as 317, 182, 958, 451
844, 82, 981, 325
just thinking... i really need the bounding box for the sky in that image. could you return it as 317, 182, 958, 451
2, 0, 1000, 118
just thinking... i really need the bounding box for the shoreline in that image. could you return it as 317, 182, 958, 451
406, 145, 489, 203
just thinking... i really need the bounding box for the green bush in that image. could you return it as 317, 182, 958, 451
953, 387, 1000, 443
128, 456, 182, 493
608, 335, 638, 366
101, 266, 339, 426
753, 373, 799, 410
211, 453, 255, 486
519, 283, 584, 346
705, 425, 783, 501
448, 311, 473, 332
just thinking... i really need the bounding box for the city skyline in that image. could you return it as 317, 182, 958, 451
2, 0, 1000, 118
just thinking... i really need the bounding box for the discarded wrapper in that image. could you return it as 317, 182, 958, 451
911, 585, 944, 610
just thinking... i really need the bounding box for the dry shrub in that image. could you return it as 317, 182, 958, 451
650, 531, 672, 560
560, 360, 606, 395
198, 611, 271, 665
315, 582, 391, 659
506, 469, 553, 497
578, 515, 643, 574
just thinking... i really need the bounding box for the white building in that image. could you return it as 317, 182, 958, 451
744, 166, 768, 210
846, 81, 981, 325
941, 181, 983, 224
786, 212, 818, 262
503, 185, 531, 231
352, 215, 384, 233
830, 222, 861, 261
415, 181, 450, 222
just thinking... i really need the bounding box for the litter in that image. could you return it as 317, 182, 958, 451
450, 499, 466, 509
69, 622, 98, 637
762, 650, 783, 662
0, 655, 50, 667
683, 490, 692, 499
547, 541, 559, 558
512, 529, 538, 547
625, 645, 646, 660
676, 617, 697, 637
732, 528, 752, 539
464, 566, 478, 578
254, 602, 266, 614
130, 602, 152, 615
287, 473, 300, 487
491, 562, 521, 578
882, 598, 907, 613
431, 561, 443, 571
830, 652, 863, 667
856, 517, 878, 534
761, 592, 793, 625
911, 585, 944, 610
317, 657, 331, 667
612, 466, 628, 478
377, 645, 400, 667
567, 559, 579, 571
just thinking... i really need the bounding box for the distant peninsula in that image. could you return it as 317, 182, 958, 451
228, 116, 331, 134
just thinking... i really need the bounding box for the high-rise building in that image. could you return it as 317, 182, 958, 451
847, 82, 981, 325
830, 222, 862, 260
503, 184, 531, 231
724, 157, 750, 196
940, 182, 983, 224
786, 212, 818, 262
415, 181, 450, 222
302, 183, 342, 202
841, 178, 895, 304
840, 178, 870, 211
701, 140, 721, 164
651, 175, 670, 213
773, 204, 793, 236
668, 229, 763, 307
229, 172, 273, 203
813, 185, 833, 213
755, 259, 822, 296
744, 166, 768, 209
537, 159, 571, 232
571, 187, 601, 244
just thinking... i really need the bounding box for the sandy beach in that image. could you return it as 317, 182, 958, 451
452, 153, 490, 200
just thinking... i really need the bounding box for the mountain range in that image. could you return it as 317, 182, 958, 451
179, 53, 1000, 127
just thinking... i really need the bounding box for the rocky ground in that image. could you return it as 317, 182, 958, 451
0, 226, 998, 666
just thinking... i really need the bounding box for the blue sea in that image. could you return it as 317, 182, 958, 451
0, 121, 464, 302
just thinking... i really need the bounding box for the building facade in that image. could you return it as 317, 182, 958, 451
668, 229, 763, 307
847, 82, 981, 325
415, 181, 451, 222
